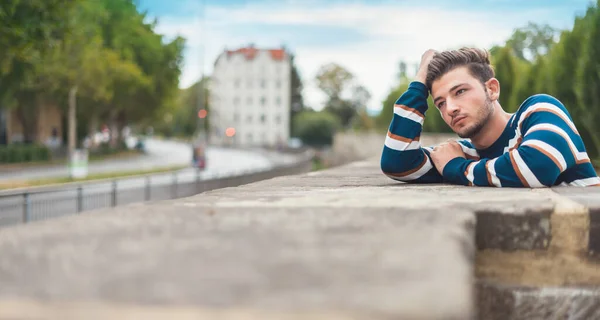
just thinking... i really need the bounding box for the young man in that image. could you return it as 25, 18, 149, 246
380, 48, 600, 187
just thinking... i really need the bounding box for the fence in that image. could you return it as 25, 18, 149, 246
0, 151, 314, 227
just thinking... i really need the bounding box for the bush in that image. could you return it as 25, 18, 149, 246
293, 111, 341, 147
0, 144, 52, 163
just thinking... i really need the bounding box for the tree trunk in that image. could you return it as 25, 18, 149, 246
88, 114, 98, 149
68, 86, 78, 155
108, 110, 119, 149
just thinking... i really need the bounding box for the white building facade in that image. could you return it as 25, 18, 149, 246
209, 46, 291, 147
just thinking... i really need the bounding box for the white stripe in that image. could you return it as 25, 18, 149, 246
386, 156, 433, 181
394, 106, 424, 125
512, 150, 544, 187
487, 158, 502, 187
384, 135, 421, 151
568, 177, 600, 187
504, 127, 522, 153
466, 161, 477, 184
518, 102, 578, 134
526, 123, 589, 163
458, 143, 479, 158
521, 139, 567, 172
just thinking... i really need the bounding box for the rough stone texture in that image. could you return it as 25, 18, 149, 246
0, 159, 478, 320
0, 157, 594, 319
478, 280, 600, 320
553, 186, 600, 256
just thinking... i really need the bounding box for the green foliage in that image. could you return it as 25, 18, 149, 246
0, 144, 50, 163
375, 77, 452, 134
1, 0, 185, 147
315, 63, 371, 128
293, 111, 341, 147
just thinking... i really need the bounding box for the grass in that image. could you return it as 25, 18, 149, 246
0, 164, 188, 190
0, 149, 143, 171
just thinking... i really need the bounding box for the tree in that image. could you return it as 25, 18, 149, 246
506, 22, 558, 61
0, 0, 80, 103
490, 46, 520, 112
575, 4, 600, 158
293, 111, 341, 147
289, 54, 305, 137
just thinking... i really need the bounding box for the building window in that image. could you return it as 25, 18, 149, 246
275, 115, 281, 124
234, 79, 241, 88
260, 96, 266, 106
276, 80, 281, 89
261, 114, 266, 123
246, 97, 253, 105
276, 97, 281, 106
234, 113, 239, 122
247, 133, 252, 142
260, 79, 266, 88
247, 115, 252, 123
247, 79, 252, 88
234, 96, 240, 104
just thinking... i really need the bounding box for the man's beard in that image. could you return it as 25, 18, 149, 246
456, 96, 494, 139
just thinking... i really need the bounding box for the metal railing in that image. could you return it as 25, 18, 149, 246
0, 151, 313, 227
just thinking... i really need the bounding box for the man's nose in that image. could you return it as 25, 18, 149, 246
445, 99, 460, 116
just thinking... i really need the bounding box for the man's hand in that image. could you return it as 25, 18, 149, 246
415, 49, 437, 85
429, 140, 466, 175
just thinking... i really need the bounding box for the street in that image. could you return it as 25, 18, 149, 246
0, 139, 300, 226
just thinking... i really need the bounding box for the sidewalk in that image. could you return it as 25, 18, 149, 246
0, 139, 192, 182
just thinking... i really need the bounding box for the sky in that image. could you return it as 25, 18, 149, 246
138, 0, 594, 115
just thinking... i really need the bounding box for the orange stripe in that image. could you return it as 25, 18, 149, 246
526, 144, 563, 171
520, 108, 579, 134
395, 104, 425, 119
463, 162, 475, 186
509, 151, 529, 187
385, 155, 427, 178
485, 161, 493, 186
509, 136, 523, 151
528, 127, 589, 165
387, 131, 420, 143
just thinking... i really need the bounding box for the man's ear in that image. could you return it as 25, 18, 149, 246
485, 78, 500, 101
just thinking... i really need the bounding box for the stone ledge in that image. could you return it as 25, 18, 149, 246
0, 157, 597, 319
478, 281, 600, 320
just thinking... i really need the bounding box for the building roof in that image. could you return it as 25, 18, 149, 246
216, 45, 288, 65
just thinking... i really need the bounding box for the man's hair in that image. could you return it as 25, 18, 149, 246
425, 47, 495, 92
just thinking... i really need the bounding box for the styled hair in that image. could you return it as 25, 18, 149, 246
425, 47, 495, 92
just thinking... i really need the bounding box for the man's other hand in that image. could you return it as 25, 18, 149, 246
430, 140, 466, 175
415, 49, 437, 85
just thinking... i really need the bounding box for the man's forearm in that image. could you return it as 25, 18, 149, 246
380, 81, 442, 183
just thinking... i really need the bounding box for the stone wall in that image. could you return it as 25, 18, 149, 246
0, 151, 598, 319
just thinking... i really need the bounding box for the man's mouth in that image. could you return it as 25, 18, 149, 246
452, 115, 467, 126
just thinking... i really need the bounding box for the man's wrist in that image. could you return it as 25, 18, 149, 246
442, 157, 471, 185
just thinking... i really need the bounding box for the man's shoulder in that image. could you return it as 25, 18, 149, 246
512, 93, 573, 129
516, 93, 568, 113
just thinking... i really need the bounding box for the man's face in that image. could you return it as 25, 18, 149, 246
431, 66, 494, 139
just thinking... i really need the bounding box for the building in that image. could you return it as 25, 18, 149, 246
210, 45, 291, 147
0, 103, 63, 147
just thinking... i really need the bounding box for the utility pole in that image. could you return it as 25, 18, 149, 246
68, 86, 78, 155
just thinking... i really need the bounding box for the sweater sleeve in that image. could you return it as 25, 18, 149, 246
442, 99, 594, 187
380, 81, 443, 183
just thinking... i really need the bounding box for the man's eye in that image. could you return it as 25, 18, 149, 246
437, 101, 445, 109
456, 89, 466, 95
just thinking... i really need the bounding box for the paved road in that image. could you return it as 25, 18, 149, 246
0, 139, 300, 226
0, 138, 257, 182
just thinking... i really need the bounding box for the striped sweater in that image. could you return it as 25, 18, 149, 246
380, 81, 600, 187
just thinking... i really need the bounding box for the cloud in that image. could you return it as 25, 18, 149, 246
152, 1, 580, 113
